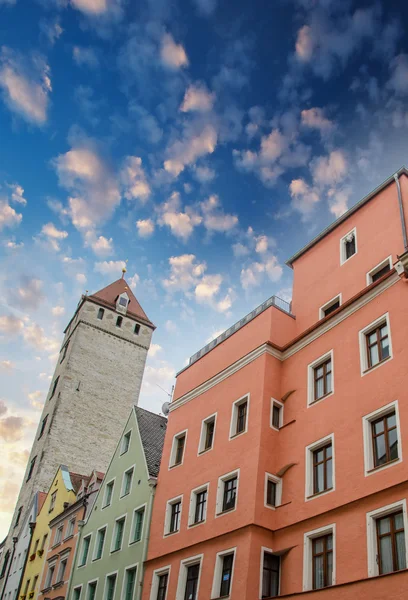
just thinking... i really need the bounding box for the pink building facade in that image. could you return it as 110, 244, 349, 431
142, 168, 408, 599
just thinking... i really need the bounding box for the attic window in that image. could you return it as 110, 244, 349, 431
119, 297, 128, 307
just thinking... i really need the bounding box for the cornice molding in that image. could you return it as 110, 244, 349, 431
170, 273, 399, 412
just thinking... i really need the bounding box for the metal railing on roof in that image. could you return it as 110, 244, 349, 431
188, 295, 292, 366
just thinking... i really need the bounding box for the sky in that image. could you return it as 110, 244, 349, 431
1, 0, 408, 538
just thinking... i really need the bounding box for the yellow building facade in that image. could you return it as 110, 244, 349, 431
19, 466, 80, 599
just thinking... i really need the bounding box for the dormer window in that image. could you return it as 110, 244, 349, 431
116, 292, 130, 315
340, 228, 357, 265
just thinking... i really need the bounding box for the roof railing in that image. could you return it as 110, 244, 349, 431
188, 295, 292, 365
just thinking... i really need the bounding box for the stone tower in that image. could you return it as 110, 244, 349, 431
0, 274, 154, 589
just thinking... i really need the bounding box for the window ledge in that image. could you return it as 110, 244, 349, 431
63, 534, 74, 542
188, 520, 205, 528
229, 431, 246, 440
198, 448, 213, 456
367, 458, 400, 474
129, 538, 142, 545
169, 462, 182, 469
110, 548, 122, 554
216, 506, 236, 516
309, 392, 333, 406
306, 487, 333, 500
164, 530, 179, 537
363, 356, 391, 374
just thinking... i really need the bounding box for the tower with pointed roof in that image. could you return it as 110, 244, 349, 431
0, 276, 154, 590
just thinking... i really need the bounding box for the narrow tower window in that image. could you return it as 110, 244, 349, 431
134, 323, 140, 335
97, 308, 105, 320
116, 316, 123, 328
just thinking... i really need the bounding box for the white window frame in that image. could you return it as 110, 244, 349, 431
72, 585, 82, 600
305, 433, 335, 501
57, 556, 68, 583
366, 499, 408, 577
78, 534, 92, 568
66, 518, 76, 538
110, 514, 127, 553
169, 430, 188, 469
121, 431, 132, 455
270, 398, 284, 431
120, 465, 135, 498
259, 547, 281, 599
307, 350, 334, 407
362, 400, 402, 476
149, 566, 171, 600
103, 570, 118, 600
188, 483, 209, 527
198, 413, 217, 455
55, 524, 64, 545
319, 293, 342, 320
340, 227, 357, 265
176, 554, 203, 600
229, 393, 250, 440
86, 579, 98, 600
164, 495, 183, 536
303, 523, 336, 591
120, 563, 139, 600
210, 547, 236, 599
359, 312, 393, 376
366, 255, 393, 285
129, 503, 147, 545
215, 469, 240, 517
45, 561, 57, 588
264, 473, 282, 509
102, 478, 115, 509
92, 524, 107, 561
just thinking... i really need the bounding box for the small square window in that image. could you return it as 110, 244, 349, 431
319, 294, 342, 320
367, 256, 392, 285
229, 395, 250, 439
119, 296, 128, 307
169, 431, 187, 467
97, 308, 104, 320
340, 228, 357, 265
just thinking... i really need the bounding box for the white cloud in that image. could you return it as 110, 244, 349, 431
163, 254, 206, 293
160, 33, 189, 69
51, 306, 65, 317
0, 200, 22, 231
0, 315, 24, 335
70, 0, 108, 15
157, 192, 202, 241
295, 25, 314, 62
84, 232, 114, 256
148, 343, 162, 357
5, 240, 24, 250
200, 195, 238, 233
193, 165, 215, 183
0, 360, 15, 371
240, 256, 282, 289
94, 260, 126, 275
289, 178, 320, 218
22, 323, 59, 355
40, 16, 63, 46
311, 150, 347, 186
387, 54, 408, 95
164, 124, 217, 177
72, 46, 99, 69
0, 47, 51, 125
180, 83, 215, 113
136, 219, 155, 238
255, 235, 268, 254
120, 156, 150, 203
10, 277, 44, 310
8, 183, 27, 205
39, 222, 68, 251
328, 187, 350, 218
76, 273, 87, 283
192, 0, 216, 16
301, 107, 334, 135
165, 320, 178, 333
28, 390, 44, 410
53, 138, 121, 231
232, 242, 250, 257
128, 273, 140, 290
140, 361, 175, 399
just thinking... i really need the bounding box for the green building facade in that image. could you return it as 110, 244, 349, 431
67, 407, 167, 600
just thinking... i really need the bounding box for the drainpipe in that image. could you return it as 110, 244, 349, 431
137, 478, 157, 600
0, 536, 18, 600
394, 174, 408, 252
15, 523, 36, 600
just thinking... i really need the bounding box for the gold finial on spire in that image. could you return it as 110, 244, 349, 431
121, 259, 128, 279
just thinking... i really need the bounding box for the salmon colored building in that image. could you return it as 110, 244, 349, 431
142, 167, 408, 600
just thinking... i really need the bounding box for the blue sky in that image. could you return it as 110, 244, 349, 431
1, 0, 408, 537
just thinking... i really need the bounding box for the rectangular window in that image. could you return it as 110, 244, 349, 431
50, 376, 59, 399
116, 316, 123, 328
222, 477, 237, 512
184, 564, 200, 600
103, 481, 114, 507
60, 340, 69, 363
122, 468, 134, 497
211, 549, 236, 598
230, 395, 250, 439
26, 456, 36, 482
57, 558, 67, 582
198, 414, 216, 454
87, 581, 97, 600
265, 474, 282, 509
49, 491, 57, 512
340, 228, 357, 264
170, 431, 187, 467
105, 574, 116, 600
372, 411, 399, 468
170, 502, 181, 533
313, 358, 332, 402
313, 443, 333, 495
367, 257, 392, 285
72, 586, 82, 600
236, 401, 247, 435
267, 480, 276, 507
94, 528, 106, 560
271, 401, 283, 430
38, 415, 48, 439
131, 507, 145, 543
121, 431, 131, 454
15, 507, 22, 528
376, 511, 406, 574
134, 323, 140, 335
262, 552, 280, 598
79, 536, 91, 566
97, 308, 104, 320
319, 295, 341, 319
45, 564, 55, 588
194, 490, 207, 524
112, 518, 125, 552
67, 518, 75, 538
175, 435, 185, 466
55, 525, 63, 544
157, 573, 168, 600
312, 534, 333, 589
124, 567, 137, 600
366, 323, 390, 369
219, 553, 234, 597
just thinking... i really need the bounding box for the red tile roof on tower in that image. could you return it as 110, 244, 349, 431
88, 277, 154, 327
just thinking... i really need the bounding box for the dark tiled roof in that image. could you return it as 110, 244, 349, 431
135, 407, 167, 478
